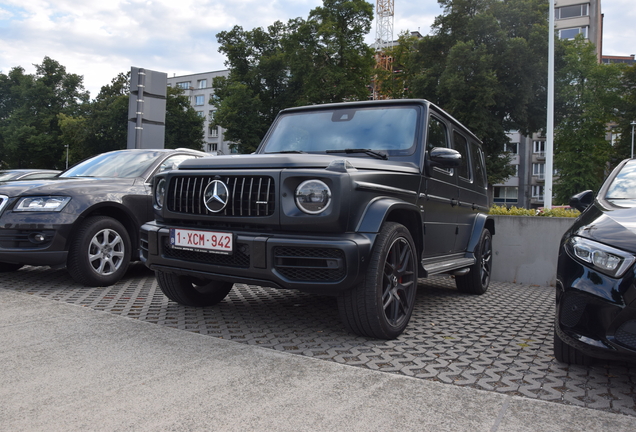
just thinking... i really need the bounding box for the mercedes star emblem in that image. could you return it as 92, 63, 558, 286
203, 180, 229, 213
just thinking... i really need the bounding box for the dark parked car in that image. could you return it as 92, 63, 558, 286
141, 99, 495, 339
0, 148, 207, 286
555, 158, 636, 365
0, 169, 61, 181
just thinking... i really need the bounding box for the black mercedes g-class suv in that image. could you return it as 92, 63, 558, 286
141, 99, 494, 339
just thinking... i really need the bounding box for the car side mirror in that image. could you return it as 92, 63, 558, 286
428, 147, 462, 168
570, 190, 594, 212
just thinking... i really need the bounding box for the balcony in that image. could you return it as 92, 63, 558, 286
533, 173, 545, 182
534, 152, 546, 161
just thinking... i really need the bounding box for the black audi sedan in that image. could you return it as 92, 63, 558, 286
0, 148, 207, 286
555, 158, 636, 365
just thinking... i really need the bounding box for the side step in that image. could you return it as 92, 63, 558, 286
421, 257, 475, 277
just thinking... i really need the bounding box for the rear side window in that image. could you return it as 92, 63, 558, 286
469, 142, 487, 188
452, 131, 471, 181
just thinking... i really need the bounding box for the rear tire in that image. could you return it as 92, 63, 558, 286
554, 330, 593, 366
338, 222, 418, 339
156, 271, 233, 307
456, 229, 492, 295
0, 262, 23, 272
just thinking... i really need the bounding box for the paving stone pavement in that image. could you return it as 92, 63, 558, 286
3, 263, 636, 418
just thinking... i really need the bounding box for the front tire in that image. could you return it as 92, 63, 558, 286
554, 330, 593, 366
68, 216, 131, 287
456, 229, 492, 295
338, 222, 418, 339
156, 271, 234, 307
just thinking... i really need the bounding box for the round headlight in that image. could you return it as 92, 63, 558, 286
295, 180, 331, 214
155, 178, 167, 209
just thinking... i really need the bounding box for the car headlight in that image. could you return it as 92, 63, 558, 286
154, 178, 167, 209
14, 196, 71, 212
566, 236, 635, 278
295, 180, 331, 214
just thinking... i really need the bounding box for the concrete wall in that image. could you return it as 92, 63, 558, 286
490, 215, 576, 287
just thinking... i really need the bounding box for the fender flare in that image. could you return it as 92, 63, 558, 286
466, 213, 495, 254
355, 197, 422, 234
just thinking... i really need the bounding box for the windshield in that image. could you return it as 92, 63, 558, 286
0, 171, 18, 181
61, 151, 163, 179
606, 161, 636, 200
261, 106, 419, 156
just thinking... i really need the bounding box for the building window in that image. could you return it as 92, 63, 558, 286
513, 164, 519, 177
208, 142, 218, 152
533, 140, 545, 154
532, 185, 544, 200
176, 82, 191, 90
209, 126, 218, 137
559, 26, 588, 40
494, 186, 518, 204
198, 79, 207, 89
555, 4, 589, 20
194, 95, 205, 106
504, 142, 518, 154
533, 163, 545, 179
196, 111, 204, 117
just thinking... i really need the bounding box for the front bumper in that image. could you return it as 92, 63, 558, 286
140, 221, 374, 295
555, 246, 636, 362
0, 215, 75, 267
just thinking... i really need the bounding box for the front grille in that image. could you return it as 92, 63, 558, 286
615, 320, 636, 350
161, 238, 250, 268
167, 175, 275, 217
274, 247, 346, 282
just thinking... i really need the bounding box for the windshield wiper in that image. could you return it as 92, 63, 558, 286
326, 148, 388, 160
275, 150, 306, 154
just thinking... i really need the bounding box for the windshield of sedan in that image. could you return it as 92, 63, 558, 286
606, 161, 636, 200
61, 151, 163, 179
261, 106, 419, 157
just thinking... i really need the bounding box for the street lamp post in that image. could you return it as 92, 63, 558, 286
631, 121, 636, 159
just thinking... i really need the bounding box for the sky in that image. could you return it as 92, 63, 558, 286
1, 0, 634, 99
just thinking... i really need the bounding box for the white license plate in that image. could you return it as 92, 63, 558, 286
170, 228, 233, 255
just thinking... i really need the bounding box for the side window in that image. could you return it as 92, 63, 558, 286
452, 131, 471, 181
427, 116, 453, 175
427, 116, 449, 151
469, 142, 487, 188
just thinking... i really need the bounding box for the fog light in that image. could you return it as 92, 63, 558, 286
29, 233, 46, 244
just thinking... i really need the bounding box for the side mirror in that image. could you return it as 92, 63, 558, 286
570, 190, 594, 212
428, 147, 462, 168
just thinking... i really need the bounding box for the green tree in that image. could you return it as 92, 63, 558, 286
212, 0, 375, 153
402, 0, 549, 184
553, 37, 623, 203
0, 57, 89, 169
165, 85, 205, 150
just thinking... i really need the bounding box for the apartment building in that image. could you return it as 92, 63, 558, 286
554, 0, 603, 59
166, 70, 233, 155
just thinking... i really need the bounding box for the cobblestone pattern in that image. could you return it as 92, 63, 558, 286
2, 264, 636, 417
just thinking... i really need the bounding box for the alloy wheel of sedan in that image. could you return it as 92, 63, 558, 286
88, 228, 125, 275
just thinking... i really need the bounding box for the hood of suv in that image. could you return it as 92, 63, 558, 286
178, 153, 420, 173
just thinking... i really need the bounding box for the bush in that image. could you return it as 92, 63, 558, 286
489, 205, 580, 218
